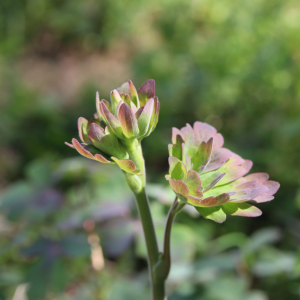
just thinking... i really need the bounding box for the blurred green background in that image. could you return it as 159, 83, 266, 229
1, 0, 300, 299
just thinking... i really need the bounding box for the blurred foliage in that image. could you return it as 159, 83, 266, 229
1, 0, 300, 299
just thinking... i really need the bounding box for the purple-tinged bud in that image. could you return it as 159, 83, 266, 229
118, 103, 139, 138
137, 79, 155, 106
100, 100, 124, 139
78, 117, 89, 143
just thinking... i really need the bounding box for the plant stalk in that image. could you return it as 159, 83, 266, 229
124, 138, 164, 300
162, 197, 185, 279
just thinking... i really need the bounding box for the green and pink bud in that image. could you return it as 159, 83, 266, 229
166, 122, 280, 223
98, 79, 160, 139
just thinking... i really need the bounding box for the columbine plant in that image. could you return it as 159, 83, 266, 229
65, 79, 279, 300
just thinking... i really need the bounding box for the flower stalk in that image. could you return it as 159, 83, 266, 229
162, 197, 185, 280
124, 139, 163, 300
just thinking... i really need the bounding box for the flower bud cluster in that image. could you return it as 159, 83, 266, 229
65, 79, 159, 175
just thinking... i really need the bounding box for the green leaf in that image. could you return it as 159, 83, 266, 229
222, 202, 262, 217
196, 206, 227, 223
25, 160, 52, 186
60, 235, 91, 257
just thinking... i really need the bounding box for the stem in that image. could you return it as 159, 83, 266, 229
162, 197, 185, 279
124, 138, 162, 300
133, 188, 160, 275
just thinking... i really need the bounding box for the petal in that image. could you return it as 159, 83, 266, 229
183, 124, 195, 153
200, 170, 223, 190
168, 156, 187, 180
78, 117, 89, 143
95, 91, 101, 120
94, 153, 113, 163
251, 195, 274, 203
146, 97, 160, 135
184, 154, 192, 171
212, 133, 224, 150
137, 79, 155, 106
199, 193, 230, 207
135, 107, 143, 119
100, 101, 124, 138
90, 125, 128, 159
136, 98, 154, 136
185, 170, 203, 198
193, 122, 217, 144
170, 179, 189, 197
117, 80, 140, 108
71, 138, 112, 163
261, 180, 280, 196
222, 202, 262, 217
111, 157, 142, 175
128, 80, 140, 108
88, 118, 101, 127
110, 89, 123, 113
130, 101, 138, 114
172, 127, 184, 144
252, 181, 280, 203
119, 93, 131, 106
168, 134, 184, 160
117, 81, 131, 95
115, 101, 123, 118
203, 177, 246, 198
243, 160, 253, 174
195, 206, 227, 223
205, 148, 233, 172
118, 103, 139, 138
203, 173, 226, 192
191, 137, 213, 173
89, 123, 105, 142
232, 181, 269, 201
96, 96, 111, 120
186, 195, 203, 206
72, 138, 95, 160
244, 172, 269, 183
215, 158, 253, 186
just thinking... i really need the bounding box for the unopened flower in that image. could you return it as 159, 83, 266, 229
65, 79, 159, 174
166, 122, 280, 223
98, 79, 160, 140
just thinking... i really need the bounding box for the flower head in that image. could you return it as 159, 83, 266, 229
98, 79, 160, 140
65, 79, 160, 175
166, 122, 280, 223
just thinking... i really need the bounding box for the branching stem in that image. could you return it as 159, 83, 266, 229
162, 197, 185, 279
124, 139, 185, 300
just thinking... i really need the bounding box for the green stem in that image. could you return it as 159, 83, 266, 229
162, 197, 185, 279
133, 188, 160, 273
124, 138, 163, 300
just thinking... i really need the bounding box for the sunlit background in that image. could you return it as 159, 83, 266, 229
1, 0, 300, 299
